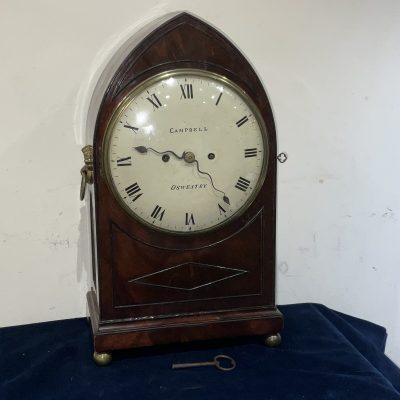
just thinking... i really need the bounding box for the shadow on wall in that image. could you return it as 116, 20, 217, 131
76, 194, 93, 307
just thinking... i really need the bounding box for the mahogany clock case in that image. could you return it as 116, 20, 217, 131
87, 12, 283, 352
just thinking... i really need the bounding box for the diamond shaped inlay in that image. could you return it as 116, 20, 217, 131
128, 262, 247, 291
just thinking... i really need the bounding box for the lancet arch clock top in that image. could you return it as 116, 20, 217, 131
80, 12, 283, 365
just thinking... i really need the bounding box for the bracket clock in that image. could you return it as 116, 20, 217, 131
81, 12, 283, 365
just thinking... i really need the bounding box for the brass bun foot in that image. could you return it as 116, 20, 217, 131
265, 333, 282, 347
93, 351, 112, 366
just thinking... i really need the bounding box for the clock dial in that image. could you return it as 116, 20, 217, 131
104, 70, 268, 233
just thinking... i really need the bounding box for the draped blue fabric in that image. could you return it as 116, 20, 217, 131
1, 303, 399, 399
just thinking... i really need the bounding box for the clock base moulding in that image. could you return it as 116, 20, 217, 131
87, 289, 283, 353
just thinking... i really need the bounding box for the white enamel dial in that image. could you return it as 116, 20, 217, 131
104, 70, 268, 233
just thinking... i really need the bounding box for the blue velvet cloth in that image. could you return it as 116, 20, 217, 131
1, 303, 399, 399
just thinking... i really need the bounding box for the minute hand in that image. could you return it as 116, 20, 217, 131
191, 158, 230, 205
134, 146, 230, 205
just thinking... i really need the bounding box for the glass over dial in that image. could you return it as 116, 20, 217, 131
104, 69, 268, 233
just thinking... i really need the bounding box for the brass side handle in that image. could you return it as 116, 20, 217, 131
80, 145, 94, 200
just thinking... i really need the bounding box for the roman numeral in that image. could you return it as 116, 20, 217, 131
116, 156, 131, 166
180, 84, 193, 99
236, 116, 249, 128
215, 92, 223, 106
244, 148, 258, 158
218, 203, 227, 215
146, 93, 162, 110
125, 183, 143, 202
235, 177, 251, 192
185, 213, 195, 225
123, 123, 139, 132
151, 205, 165, 221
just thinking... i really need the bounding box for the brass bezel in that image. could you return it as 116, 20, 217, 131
102, 69, 269, 235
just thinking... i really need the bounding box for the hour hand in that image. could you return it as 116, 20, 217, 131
134, 146, 184, 160
134, 146, 148, 154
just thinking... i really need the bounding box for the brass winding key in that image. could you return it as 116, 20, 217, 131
172, 355, 236, 371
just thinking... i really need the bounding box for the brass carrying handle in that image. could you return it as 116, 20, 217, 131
80, 145, 94, 200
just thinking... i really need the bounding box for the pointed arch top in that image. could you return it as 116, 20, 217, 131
91, 12, 276, 162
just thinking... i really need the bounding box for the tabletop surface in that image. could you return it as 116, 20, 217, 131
1, 303, 399, 400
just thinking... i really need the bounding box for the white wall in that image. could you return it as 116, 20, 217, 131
1, 0, 399, 365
